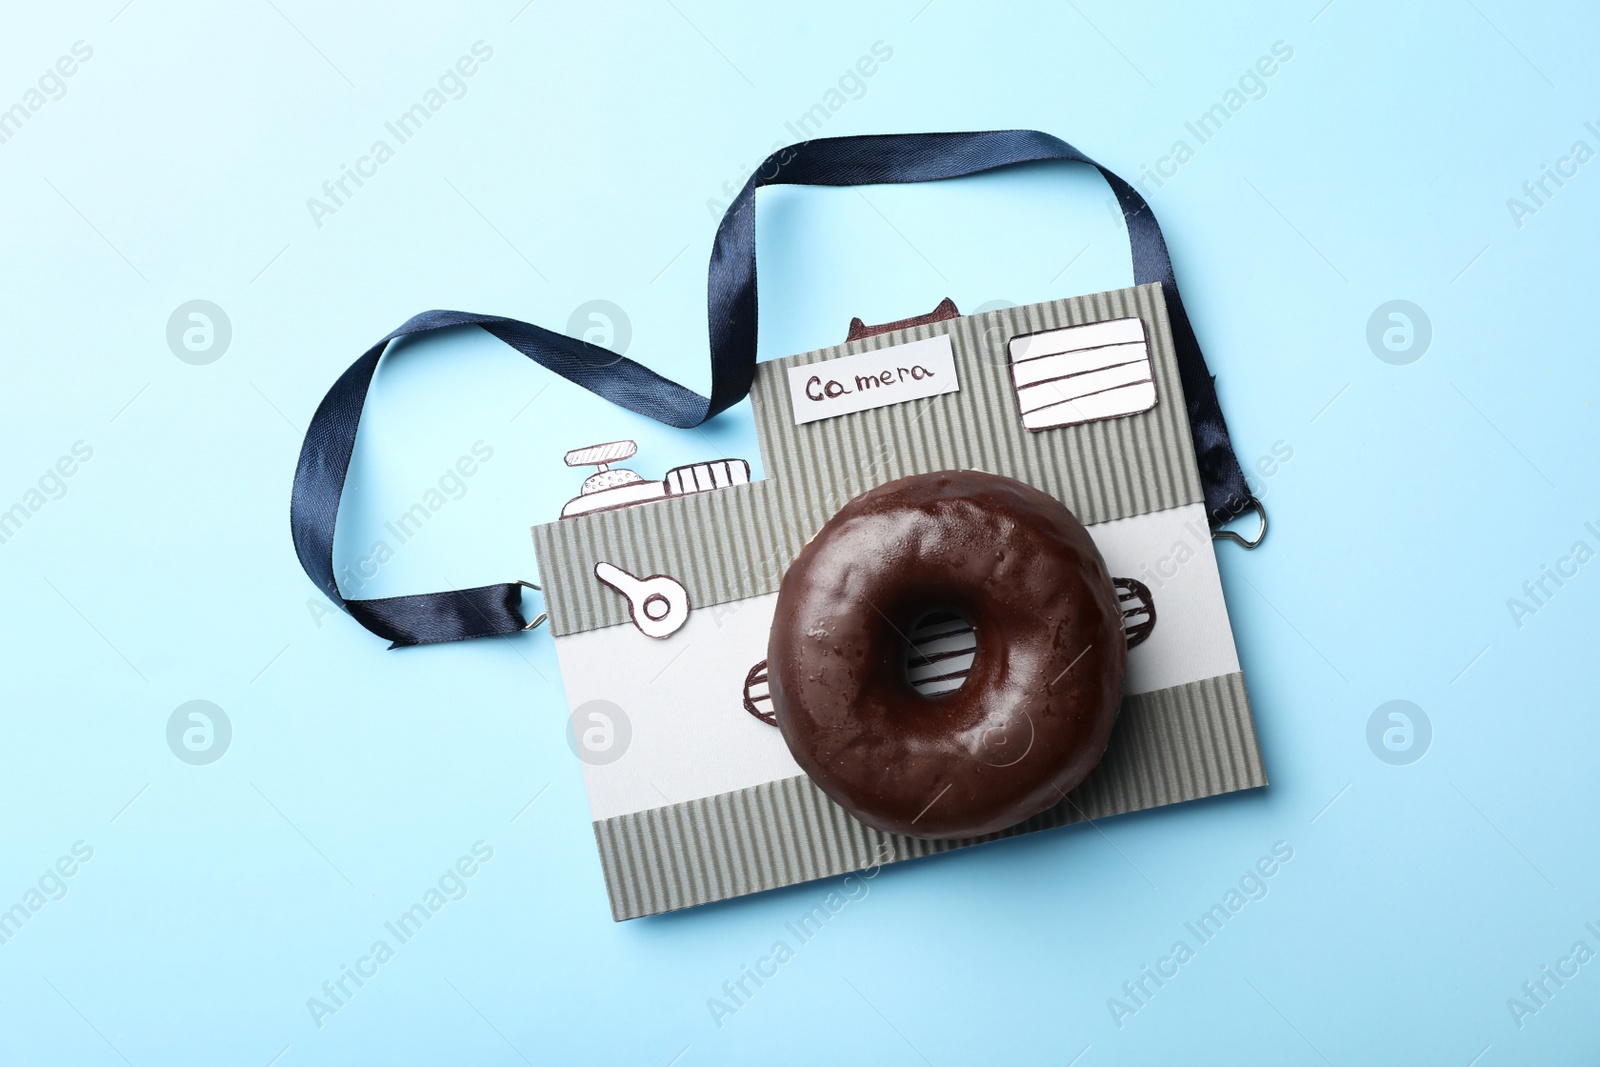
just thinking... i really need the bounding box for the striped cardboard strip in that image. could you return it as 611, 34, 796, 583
593, 671, 1262, 920
533, 283, 1201, 637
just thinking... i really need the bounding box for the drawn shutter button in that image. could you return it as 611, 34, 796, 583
594, 562, 690, 638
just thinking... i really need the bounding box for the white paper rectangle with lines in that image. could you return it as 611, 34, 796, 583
1010, 318, 1156, 431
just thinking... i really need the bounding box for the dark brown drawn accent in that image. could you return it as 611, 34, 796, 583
845, 297, 961, 341
1116, 576, 1157, 649
741, 660, 776, 726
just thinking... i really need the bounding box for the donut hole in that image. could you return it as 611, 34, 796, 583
901, 609, 978, 698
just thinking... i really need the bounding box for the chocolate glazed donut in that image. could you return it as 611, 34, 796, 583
767, 471, 1127, 840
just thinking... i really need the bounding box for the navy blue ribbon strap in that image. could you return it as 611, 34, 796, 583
291, 130, 1251, 648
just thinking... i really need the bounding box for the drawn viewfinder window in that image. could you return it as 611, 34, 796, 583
1007, 317, 1157, 431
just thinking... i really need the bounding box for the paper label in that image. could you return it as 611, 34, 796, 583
786, 334, 958, 425
1008, 317, 1157, 431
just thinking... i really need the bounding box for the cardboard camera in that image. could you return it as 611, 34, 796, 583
531, 283, 1264, 920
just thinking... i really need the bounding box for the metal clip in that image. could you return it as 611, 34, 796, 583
516, 580, 549, 631
1212, 495, 1268, 550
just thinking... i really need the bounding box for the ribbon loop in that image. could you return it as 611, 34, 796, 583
291, 130, 1252, 647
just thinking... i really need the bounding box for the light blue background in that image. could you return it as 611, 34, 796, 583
2, 0, 1597, 1063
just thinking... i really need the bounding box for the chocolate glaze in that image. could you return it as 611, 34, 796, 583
767, 471, 1127, 840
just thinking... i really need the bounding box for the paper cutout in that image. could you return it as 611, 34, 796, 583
741, 660, 776, 726
533, 285, 1261, 919
1008, 317, 1157, 431
561, 440, 749, 519
846, 297, 961, 341
593, 563, 689, 639
1118, 576, 1157, 648
786, 334, 959, 426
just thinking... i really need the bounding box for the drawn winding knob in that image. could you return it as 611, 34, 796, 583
594, 562, 690, 639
